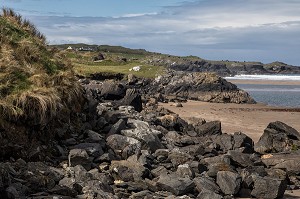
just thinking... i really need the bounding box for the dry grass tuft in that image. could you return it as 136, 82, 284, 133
14, 88, 61, 125
0, 101, 22, 120
0, 8, 83, 127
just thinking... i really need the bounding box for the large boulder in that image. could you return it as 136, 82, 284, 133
195, 121, 222, 136
149, 72, 255, 104
68, 149, 92, 171
159, 114, 188, 132
110, 155, 148, 182
121, 119, 164, 153
106, 134, 141, 159
261, 153, 300, 175
227, 150, 254, 168
193, 176, 221, 194
118, 89, 142, 112
255, 121, 300, 153
99, 80, 126, 100
216, 171, 241, 195
156, 173, 195, 196
251, 176, 287, 199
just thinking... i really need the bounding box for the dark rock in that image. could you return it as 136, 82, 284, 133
150, 72, 255, 104
80, 180, 116, 199
227, 150, 253, 168
95, 152, 116, 163
168, 149, 194, 167
93, 52, 105, 61
130, 190, 155, 199
156, 173, 195, 196
84, 130, 105, 144
119, 89, 142, 112
99, 80, 126, 100
121, 119, 164, 153
268, 121, 300, 140
151, 166, 169, 178
110, 156, 148, 182
176, 164, 195, 178
233, 132, 254, 151
195, 121, 222, 136
255, 121, 300, 153
106, 134, 141, 159
251, 176, 287, 199
213, 134, 233, 152
108, 119, 126, 135
194, 175, 221, 194
159, 114, 188, 132
68, 149, 92, 171
64, 138, 77, 146
266, 168, 288, 181
197, 190, 223, 199
48, 185, 77, 197
138, 150, 154, 167
207, 162, 235, 178
261, 153, 300, 175
72, 143, 104, 158
216, 171, 241, 195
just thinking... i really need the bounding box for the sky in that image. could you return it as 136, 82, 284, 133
2, 0, 300, 65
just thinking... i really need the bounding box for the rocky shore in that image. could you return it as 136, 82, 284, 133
168, 59, 300, 76
1, 73, 300, 199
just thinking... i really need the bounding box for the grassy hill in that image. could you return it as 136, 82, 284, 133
0, 8, 82, 126
50, 44, 165, 78
51, 44, 300, 77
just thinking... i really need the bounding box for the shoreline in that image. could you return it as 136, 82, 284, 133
160, 100, 300, 143
227, 79, 300, 85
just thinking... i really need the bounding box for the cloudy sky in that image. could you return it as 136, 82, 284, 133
2, 0, 300, 65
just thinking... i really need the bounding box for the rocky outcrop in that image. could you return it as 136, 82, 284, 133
0, 77, 299, 198
168, 58, 300, 76
149, 71, 255, 104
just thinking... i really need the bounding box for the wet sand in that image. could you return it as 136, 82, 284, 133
160, 100, 300, 142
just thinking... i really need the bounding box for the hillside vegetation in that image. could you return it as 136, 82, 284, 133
0, 8, 82, 126
52, 44, 165, 78
53, 44, 300, 77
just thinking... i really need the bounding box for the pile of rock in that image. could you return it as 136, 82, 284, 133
0, 93, 299, 198
1, 74, 299, 198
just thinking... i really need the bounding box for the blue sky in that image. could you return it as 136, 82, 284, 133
2, 0, 300, 65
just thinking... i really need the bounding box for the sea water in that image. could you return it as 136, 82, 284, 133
225, 75, 300, 107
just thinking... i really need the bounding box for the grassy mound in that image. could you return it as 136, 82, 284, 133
0, 8, 82, 126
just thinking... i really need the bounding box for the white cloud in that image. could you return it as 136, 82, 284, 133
117, 12, 158, 18
24, 0, 300, 65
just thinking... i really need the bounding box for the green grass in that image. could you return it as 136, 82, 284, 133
74, 62, 164, 78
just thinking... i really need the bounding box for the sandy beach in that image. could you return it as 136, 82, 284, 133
160, 78, 300, 142
160, 100, 300, 142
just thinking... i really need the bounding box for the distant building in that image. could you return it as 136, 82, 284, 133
77, 46, 96, 52
67, 46, 73, 50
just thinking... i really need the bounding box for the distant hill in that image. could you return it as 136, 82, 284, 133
51, 44, 300, 77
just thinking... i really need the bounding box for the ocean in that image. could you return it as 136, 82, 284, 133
225, 75, 300, 107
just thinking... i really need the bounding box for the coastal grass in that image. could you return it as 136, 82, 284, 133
0, 8, 82, 125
